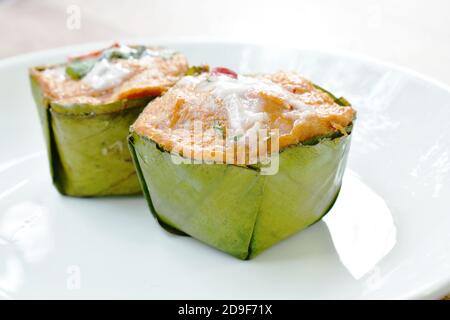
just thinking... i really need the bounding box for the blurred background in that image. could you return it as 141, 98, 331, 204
1, 0, 450, 85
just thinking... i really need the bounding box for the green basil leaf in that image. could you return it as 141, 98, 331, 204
103, 46, 146, 61
185, 65, 210, 76
103, 49, 130, 60
65, 58, 97, 80
131, 46, 146, 59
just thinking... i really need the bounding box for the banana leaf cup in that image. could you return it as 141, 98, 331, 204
29, 44, 188, 196
128, 68, 356, 259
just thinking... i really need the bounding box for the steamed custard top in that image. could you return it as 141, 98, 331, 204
132, 70, 355, 163
31, 46, 188, 105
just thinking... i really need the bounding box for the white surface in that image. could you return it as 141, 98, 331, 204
0, 40, 450, 299
81, 58, 130, 91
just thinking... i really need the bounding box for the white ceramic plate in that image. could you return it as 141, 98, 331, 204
1, 40, 449, 300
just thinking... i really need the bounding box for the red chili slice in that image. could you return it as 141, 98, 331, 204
211, 67, 238, 79
68, 42, 120, 61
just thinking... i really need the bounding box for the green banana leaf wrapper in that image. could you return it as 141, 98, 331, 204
30, 71, 154, 196
128, 90, 354, 259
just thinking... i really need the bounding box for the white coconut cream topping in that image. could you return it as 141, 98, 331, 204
42, 66, 67, 81
145, 48, 176, 58
116, 45, 136, 56
82, 59, 131, 91
177, 73, 313, 136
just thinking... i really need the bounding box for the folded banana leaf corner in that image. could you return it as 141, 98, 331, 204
30, 72, 153, 197
128, 126, 353, 259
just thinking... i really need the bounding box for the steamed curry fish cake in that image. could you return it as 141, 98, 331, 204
129, 67, 356, 259
29, 44, 188, 196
